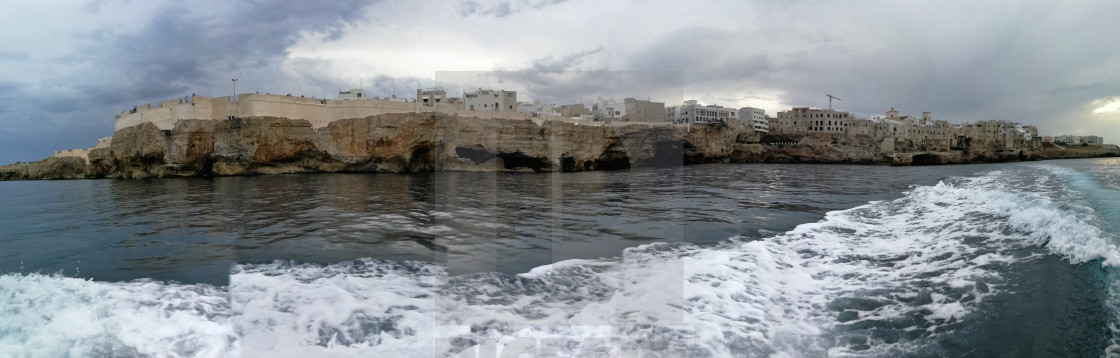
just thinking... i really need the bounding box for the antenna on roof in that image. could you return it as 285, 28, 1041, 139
827, 94, 842, 110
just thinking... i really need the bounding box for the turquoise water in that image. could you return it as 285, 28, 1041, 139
1, 159, 1118, 356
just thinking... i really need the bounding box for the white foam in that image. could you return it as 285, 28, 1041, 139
13, 166, 1111, 356
226, 168, 1120, 356
0, 273, 235, 357
230, 259, 442, 358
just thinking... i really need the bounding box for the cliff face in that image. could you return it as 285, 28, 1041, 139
81, 113, 690, 179
3, 113, 1118, 180
0, 157, 90, 180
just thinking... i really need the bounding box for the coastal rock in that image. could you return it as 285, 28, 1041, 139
78, 113, 698, 178
1036, 143, 1120, 160
0, 157, 89, 180
4, 113, 1119, 180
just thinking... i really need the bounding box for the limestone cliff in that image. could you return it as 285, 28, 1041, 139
0, 157, 90, 180
82, 113, 688, 179
2, 113, 1118, 180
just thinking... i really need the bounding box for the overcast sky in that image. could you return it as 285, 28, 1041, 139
2, 0, 1119, 164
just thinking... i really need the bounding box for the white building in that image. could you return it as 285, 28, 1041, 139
666, 100, 737, 124
592, 99, 626, 121
464, 89, 517, 112
739, 107, 769, 132
1054, 135, 1105, 145
337, 89, 366, 100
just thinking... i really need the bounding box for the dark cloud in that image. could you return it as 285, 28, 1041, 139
54, 0, 377, 110
4, 0, 1120, 164
457, 0, 568, 17
0, 0, 378, 164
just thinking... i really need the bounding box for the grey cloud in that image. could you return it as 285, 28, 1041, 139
0, 0, 379, 163
80, 0, 107, 13
1045, 81, 1120, 98
458, 0, 568, 17
0, 50, 28, 61
530, 47, 603, 73
475, 70, 683, 105
618, 23, 1056, 122
366, 75, 431, 99
0, 80, 18, 98
51, 0, 377, 112
445, 48, 685, 105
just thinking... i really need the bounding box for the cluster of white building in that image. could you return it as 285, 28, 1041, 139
768, 106, 1049, 150
1045, 135, 1104, 145
47, 85, 1108, 163
414, 87, 773, 131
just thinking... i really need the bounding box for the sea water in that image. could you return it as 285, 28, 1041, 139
2, 159, 1118, 357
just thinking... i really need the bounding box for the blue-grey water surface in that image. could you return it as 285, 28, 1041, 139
2, 159, 1119, 357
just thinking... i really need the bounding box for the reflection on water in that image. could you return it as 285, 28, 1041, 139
1, 162, 994, 284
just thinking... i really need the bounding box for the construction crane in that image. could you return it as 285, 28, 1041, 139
827, 94, 842, 110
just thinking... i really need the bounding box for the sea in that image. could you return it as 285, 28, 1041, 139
1, 158, 1119, 357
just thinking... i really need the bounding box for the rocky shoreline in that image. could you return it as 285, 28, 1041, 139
2, 113, 1117, 181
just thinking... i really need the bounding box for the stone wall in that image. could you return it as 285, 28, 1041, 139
51, 148, 91, 163
114, 93, 560, 132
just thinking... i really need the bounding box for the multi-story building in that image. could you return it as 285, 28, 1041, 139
771, 107, 851, 133
738, 107, 768, 132
417, 88, 448, 107
592, 99, 626, 121
464, 89, 517, 112
1053, 135, 1105, 145
622, 98, 668, 122
666, 100, 737, 124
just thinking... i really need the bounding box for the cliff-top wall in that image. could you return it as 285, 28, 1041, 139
114, 94, 555, 132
